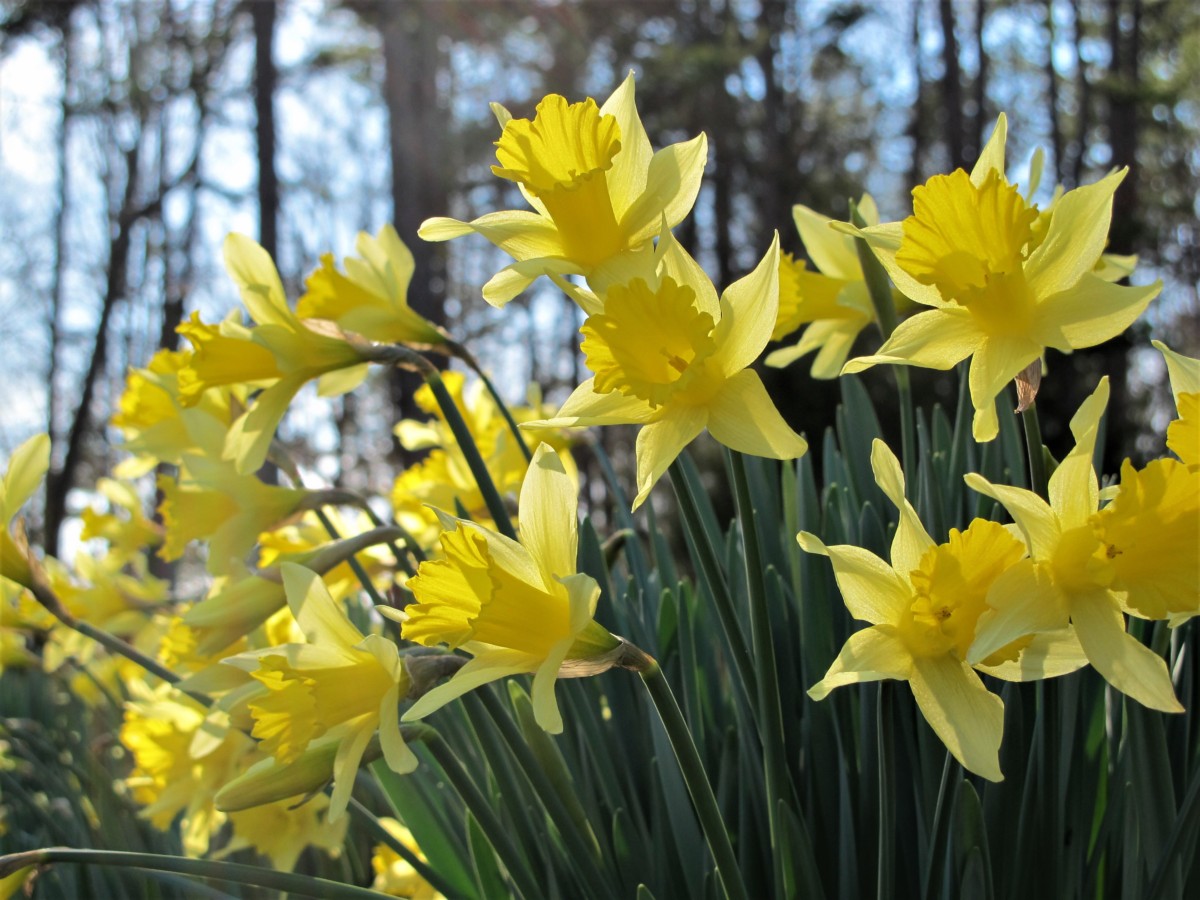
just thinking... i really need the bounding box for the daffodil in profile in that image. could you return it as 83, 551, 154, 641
965, 378, 1184, 712
767, 196, 908, 378
418, 73, 708, 307
297, 224, 446, 346
802, 439, 1086, 780
177, 234, 370, 474
394, 443, 621, 734
222, 563, 416, 820
525, 232, 807, 509
0, 434, 50, 592
843, 116, 1160, 441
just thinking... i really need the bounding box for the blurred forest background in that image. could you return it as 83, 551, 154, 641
1, 0, 1198, 556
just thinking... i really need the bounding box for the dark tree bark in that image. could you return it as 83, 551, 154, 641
252, 0, 278, 260
1045, 0, 1064, 182
971, 0, 989, 160
47, 17, 73, 462
938, 0, 968, 171
908, 0, 926, 188
1106, 0, 1141, 253
1069, 0, 1093, 187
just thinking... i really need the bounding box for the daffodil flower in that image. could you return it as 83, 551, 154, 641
297, 224, 446, 346
965, 378, 1184, 713
393, 443, 621, 734
767, 196, 909, 378
525, 232, 807, 509
801, 439, 1086, 780
177, 234, 370, 474
1153, 340, 1200, 469
843, 115, 1160, 441
221, 563, 416, 820
418, 73, 708, 308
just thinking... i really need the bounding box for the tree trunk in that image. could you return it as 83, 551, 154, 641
1045, 0, 1064, 183
972, 0, 989, 160
908, 0, 926, 188
252, 0, 278, 261
938, 0, 967, 171
1070, 0, 1093, 187
47, 19, 73, 464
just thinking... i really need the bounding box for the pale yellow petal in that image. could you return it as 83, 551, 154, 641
793, 204, 859, 280
417, 211, 565, 260
599, 72, 652, 218
1071, 591, 1183, 713
524, 377, 654, 428
969, 114, 1007, 186
976, 627, 1088, 682
714, 234, 781, 375
280, 563, 364, 649
530, 635, 575, 734
224, 374, 306, 475
967, 337, 1042, 442
851, 221, 945, 308
910, 656, 1005, 781
797, 532, 912, 624
968, 558, 1068, 664
706, 370, 807, 460
1033, 274, 1159, 353
632, 408, 706, 510
328, 723, 375, 821
1154, 340, 1200, 397
842, 308, 982, 375
483, 257, 584, 308
518, 444, 578, 585
963, 473, 1059, 560
622, 134, 709, 246
1, 433, 50, 520
1048, 377, 1107, 528
224, 233, 290, 326
807, 626, 912, 700
379, 683, 418, 774
402, 649, 536, 721
869, 439, 934, 575
655, 227, 719, 316
1024, 169, 1125, 298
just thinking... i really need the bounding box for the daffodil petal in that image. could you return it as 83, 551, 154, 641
280, 563, 364, 649
797, 532, 912, 624
852, 221, 945, 308
976, 627, 1088, 682
969, 114, 1007, 186
519, 444, 578, 585
968, 337, 1042, 442
379, 683, 418, 774
1036, 277, 1159, 361
224, 233, 290, 326
656, 227, 719, 316
807, 626, 912, 700
483, 257, 584, 308
715, 234, 781, 375
225, 374, 306, 475
793, 204, 858, 280
632, 408, 706, 510
968, 558, 1068, 664
909, 655, 1005, 782
1, 433, 50, 520
963, 473, 1059, 559
1154, 340, 1200, 397
530, 636, 575, 734
402, 649, 536, 721
842, 308, 981, 375
328, 723, 376, 821
706, 370, 807, 460
622, 134, 709, 246
599, 72, 653, 218
869, 439, 934, 574
417, 211, 565, 260
1071, 590, 1183, 713
1024, 169, 1125, 297
524, 377, 654, 428
1047, 377, 1107, 529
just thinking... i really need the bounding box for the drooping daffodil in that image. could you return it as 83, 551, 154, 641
392, 443, 623, 734
418, 73, 708, 307
525, 231, 807, 509
842, 115, 1160, 441
964, 378, 1184, 712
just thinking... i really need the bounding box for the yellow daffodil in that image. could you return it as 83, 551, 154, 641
156, 455, 311, 575
525, 233, 807, 509
395, 444, 621, 733
1153, 340, 1199, 469
371, 819, 444, 899
767, 197, 909, 378
177, 234, 370, 474
843, 116, 1160, 441
965, 378, 1184, 712
222, 563, 416, 820
221, 794, 347, 872
80, 477, 162, 566
0, 434, 50, 591
297, 224, 446, 346
802, 439, 1086, 780
418, 73, 708, 307
111, 347, 235, 475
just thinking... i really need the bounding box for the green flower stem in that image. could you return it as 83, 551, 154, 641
728, 450, 791, 892
348, 797, 464, 900
639, 659, 750, 900
921, 752, 958, 900
851, 201, 916, 485
467, 691, 618, 900
877, 683, 895, 900
450, 339, 534, 464
667, 461, 758, 709
1021, 402, 1049, 499
362, 344, 516, 540
425, 732, 544, 900
0, 848, 392, 899
312, 508, 394, 603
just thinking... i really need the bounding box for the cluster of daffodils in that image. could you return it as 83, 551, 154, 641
1, 72, 1195, 893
